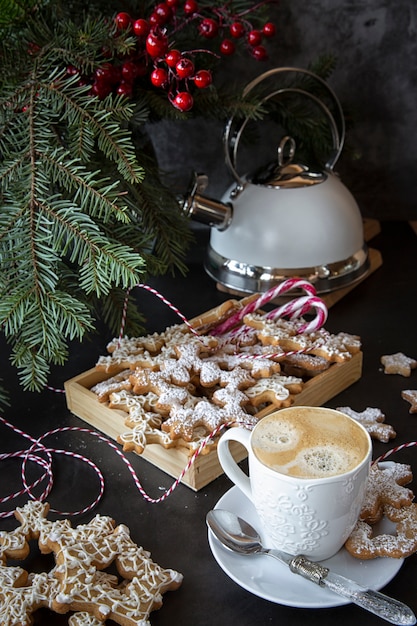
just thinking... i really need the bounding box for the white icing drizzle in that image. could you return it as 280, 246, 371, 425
0, 501, 182, 625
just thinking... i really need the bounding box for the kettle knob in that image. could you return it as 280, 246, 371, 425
224, 67, 346, 186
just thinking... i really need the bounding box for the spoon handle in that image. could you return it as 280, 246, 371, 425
286, 554, 416, 626
324, 572, 415, 625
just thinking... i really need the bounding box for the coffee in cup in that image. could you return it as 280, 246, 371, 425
251, 407, 369, 478
217, 406, 372, 561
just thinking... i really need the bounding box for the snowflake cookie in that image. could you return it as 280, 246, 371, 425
336, 406, 396, 442
401, 389, 417, 413
381, 352, 417, 376
0, 500, 182, 626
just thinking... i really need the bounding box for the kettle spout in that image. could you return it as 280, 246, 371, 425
182, 173, 232, 231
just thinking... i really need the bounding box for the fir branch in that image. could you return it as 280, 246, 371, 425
0, 0, 337, 393
0, 382, 9, 411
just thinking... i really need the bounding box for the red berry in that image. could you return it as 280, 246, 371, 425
146, 32, 168, 58
151, 67, 169, 87
133, 19, 150, 37
194, 69, 212, 88
251, 45, 268, 61
247, 29, 262, 46
149, 13, 160, 27
153, 3, 173, 24
116, 81, 133, 97
165, 49, 182, 67
173, 91, 193, 111
121, 61, 139, 82
115, 12, 131, 31
95, 63, 118, 85
262, 22, 276, 37
229, 21, 245, 38
198, 17, 219, 39
175, 57, 194, 79
91, 80, 112, 99
183, 0, 198, 15
219, 39, 235, 56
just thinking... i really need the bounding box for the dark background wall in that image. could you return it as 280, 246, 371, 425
150, 0, 417, 221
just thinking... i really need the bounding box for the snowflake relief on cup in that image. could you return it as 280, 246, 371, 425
294, 483, 314, 502
265, 501, 328, 552
255, 499, 295, 539
343, 466, 368, 498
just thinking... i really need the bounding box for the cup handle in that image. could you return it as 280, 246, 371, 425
217, 427, 253, 501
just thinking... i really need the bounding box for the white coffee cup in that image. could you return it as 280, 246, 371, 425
217, 406, 372, 561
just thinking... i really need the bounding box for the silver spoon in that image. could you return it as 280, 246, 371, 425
206, 509, 416, 626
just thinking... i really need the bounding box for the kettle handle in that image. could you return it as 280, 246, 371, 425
224, 67, 345, 186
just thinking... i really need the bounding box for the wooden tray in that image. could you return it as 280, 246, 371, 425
64, 351, 362, 491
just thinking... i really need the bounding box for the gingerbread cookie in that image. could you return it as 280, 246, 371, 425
188, 294, 258, 334
96, 324, 191, 373
401, 389, 417, 413
0, 500, 182, 625
243, 313, 361, 362
344, 462, 417, 560
91, 370, 132, 403
359, 462, 414, 525
381, 352, 417, 376
336, 406, 396, 443
280, 352, 330, 377
345, 503, 417, 559
91, 300, 362, 458
244, 373, 303, 410
161, 365, 258, 441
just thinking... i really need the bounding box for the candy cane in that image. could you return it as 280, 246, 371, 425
267, 295, 328, 333
210, 278, 321, 336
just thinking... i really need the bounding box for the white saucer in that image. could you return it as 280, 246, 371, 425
208, 484, 404, 608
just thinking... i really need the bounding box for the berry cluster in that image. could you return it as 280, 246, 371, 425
71, 1, 276, 112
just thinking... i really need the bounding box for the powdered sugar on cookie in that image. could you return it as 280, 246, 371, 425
381, 352, 417, 376
90, 299, 361, 457
402, 390, 417, 413
336, 406, 396, 442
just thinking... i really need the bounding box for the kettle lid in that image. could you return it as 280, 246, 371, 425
250, 136, 327, 189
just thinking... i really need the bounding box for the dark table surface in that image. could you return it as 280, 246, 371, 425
1, 220, 417, 626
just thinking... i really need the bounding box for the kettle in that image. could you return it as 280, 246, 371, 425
183, 67, 369, 294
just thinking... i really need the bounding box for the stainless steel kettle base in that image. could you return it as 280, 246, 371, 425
204, 244, 370, 295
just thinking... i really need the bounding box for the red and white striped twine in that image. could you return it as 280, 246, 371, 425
118, 283, 201, 345
2, 280, 325, 518
0, 415, 233, 518
373, 441, 417, 465
116, 281, 328, 363
6, 281, 410, 520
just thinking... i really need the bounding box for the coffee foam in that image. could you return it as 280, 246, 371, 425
252, 408, 369, 478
